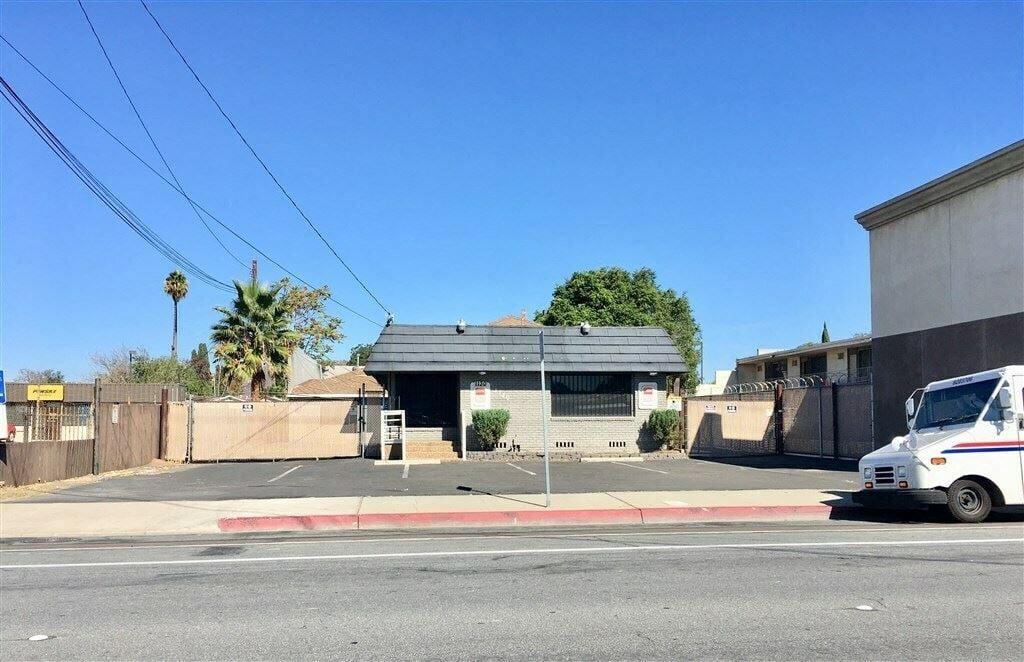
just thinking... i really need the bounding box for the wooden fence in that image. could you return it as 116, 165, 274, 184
1, 402, 164, 487
0, 439, 94, 487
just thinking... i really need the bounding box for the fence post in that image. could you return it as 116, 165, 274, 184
92, 379, 101, 474
159, 388, 169, 460
774, 382, 785, 454
186, 396, 194, 463
831, 385, 841, 459
817, 386, 824, 458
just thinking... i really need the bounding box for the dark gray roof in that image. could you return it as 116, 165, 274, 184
364, 325, 687, 374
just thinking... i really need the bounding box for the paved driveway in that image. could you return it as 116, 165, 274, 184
25, 455, 859, 503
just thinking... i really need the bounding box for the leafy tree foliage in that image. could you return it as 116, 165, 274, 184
212, 280, 300, 400
277, 278, 343, 364
16, 368, 65, 383
90, 347, 144, 383
535, 267, 701, 392
131, 356, 211, 396
189, 343, 213, 382
348, 343, 374, 366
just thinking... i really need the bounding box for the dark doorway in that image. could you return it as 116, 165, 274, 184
394, 373, 459, 428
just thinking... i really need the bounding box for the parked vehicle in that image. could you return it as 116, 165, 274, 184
854, 366, 1024, 522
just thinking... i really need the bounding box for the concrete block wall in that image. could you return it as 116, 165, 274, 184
458, 372, 667, 454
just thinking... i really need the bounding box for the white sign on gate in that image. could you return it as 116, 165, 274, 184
469, 381, 491, 410
111, 404, 119, 424
241, 403, 254, 413
637, 382, 658, 410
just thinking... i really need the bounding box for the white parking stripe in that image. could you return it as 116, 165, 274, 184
506, 463, 536, 476
402, 464, 410, 479
611, 461, 669, 474
266, 466, 302, 483
3, 538, 1019, 570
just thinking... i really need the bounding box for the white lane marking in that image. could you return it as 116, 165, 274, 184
506, 463, 536, 476
402, 464, 410, 479
6, 524, 1020, 554
3, 538, 1020, 570
664, 500, 690, 506
267, 466, 302, 483
611, 461, 669, 474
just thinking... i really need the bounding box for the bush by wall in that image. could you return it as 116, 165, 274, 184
647, 409, 680, 451
471, 409, 511, 450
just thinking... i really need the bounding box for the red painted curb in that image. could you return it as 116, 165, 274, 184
217, 504, 856, 533
218, 514, 359, 532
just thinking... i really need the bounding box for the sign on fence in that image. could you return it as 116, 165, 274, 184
111, 404, 119, 424
241, 403, 254, 413
28, 384, 64, 401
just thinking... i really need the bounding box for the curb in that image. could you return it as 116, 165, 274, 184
217, 504, 857, 533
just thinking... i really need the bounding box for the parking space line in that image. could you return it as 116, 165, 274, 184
611, 461, 669, 475
402, 464, 410, 479
267, 466, 302, 483
506, 463, 537, 476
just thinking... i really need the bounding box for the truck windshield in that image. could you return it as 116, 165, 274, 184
912, 378, 1000, 430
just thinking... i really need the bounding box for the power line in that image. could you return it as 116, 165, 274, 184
0, 33, 383, 327
0, 75, 233, 293
76, 0, 247, 270
139, 0, 391, 316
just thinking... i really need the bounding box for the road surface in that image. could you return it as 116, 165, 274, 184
2, 521, 1021, 660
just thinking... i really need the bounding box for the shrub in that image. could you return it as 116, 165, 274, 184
472, 409, 511, 450
647, 409, 680, 450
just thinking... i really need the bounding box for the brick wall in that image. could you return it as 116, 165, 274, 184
458, 372, 666, 455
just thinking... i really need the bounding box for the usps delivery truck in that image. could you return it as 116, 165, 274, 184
854, 365, 1024, 522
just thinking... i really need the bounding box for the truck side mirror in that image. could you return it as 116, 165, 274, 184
997, 387, 1013, 410
905, 397, 916, 420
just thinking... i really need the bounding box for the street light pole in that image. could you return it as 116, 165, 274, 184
539, 330, 551, 507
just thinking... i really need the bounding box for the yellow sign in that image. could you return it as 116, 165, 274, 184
28, 384, 64, 401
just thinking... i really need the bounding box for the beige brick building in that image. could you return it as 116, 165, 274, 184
365, 324, 686, 457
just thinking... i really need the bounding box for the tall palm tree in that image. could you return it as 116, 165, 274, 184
211, 279, 299, 400
164, 271, 189, 359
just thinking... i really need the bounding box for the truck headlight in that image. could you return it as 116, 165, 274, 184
897, 466, 907, 478
863, 466, 873, 479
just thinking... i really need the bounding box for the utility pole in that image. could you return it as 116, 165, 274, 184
539, 330, 551, 507
251, 259, 258, 282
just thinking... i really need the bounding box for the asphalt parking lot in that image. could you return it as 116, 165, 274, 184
23, 455, 859, 503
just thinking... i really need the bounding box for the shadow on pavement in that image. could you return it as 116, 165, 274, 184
697, 454, 859, 472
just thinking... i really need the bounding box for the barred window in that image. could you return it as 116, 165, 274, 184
550, 374, 633, 417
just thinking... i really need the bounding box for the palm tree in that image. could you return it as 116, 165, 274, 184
211, 279, 299, 400
164, 271, 189, 359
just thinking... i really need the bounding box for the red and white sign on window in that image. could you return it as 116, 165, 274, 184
470, 381, 491, 410
637, 381, 658, 410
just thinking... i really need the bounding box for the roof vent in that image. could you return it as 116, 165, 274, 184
456, 319, 467, 334
580, 322, 591, 335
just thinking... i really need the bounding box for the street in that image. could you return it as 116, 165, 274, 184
3, 521, 1022, 660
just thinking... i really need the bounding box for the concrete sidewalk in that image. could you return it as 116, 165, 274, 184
0, 488, 857, 538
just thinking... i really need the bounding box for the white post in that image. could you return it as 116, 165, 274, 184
539, 330, 551, 507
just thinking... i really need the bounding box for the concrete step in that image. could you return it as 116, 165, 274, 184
404, 440, 460, 460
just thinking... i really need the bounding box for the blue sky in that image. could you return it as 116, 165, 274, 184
1, 1, 1021, 381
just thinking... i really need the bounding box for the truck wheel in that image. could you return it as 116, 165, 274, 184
947, 479, 992, 523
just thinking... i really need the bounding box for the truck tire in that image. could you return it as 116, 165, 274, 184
947, 479, 992, 523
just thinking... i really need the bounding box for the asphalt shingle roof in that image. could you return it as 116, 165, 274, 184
290, 369, 383, 396
364, 325, 687, 374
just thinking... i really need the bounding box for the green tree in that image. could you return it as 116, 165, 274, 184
821, 322, 830, 343
277, 278, 344, 364
535, 267, 701, 392
189, 343, 213, 383
348, 343, 374, 366
211, 280, 300, 401
131, 356, 212, 396
163, 271, 189, 360
16, 368, 64, 383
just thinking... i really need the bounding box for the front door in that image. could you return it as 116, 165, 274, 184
394, 373, 459, 428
